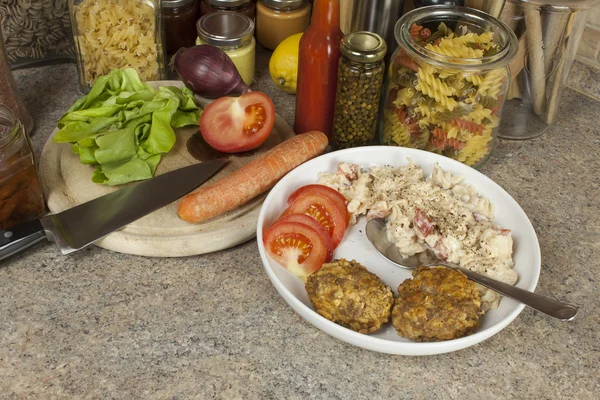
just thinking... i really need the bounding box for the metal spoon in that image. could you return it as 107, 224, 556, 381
365, 218, 578, 321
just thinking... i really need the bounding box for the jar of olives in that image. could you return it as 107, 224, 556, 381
332, 32, 386, 149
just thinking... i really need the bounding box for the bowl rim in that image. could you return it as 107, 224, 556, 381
256, 146, 541, 355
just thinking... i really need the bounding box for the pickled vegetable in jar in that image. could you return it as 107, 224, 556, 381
381, 6, 517, 168
332, 32, 386, 149
0, 106, 45, 230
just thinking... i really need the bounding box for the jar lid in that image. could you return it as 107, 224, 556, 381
505, 0, 598, 10
260, 0, 307, 10
204, 0, 251, 7
163, 0, 196, 8
341, 32, 387, 63
196, 12, 255, 47
397, 6, 518, 70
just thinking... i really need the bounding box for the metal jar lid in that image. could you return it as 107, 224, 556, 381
163, 0, 196, 8
196, 12, 255, 47
204, 0, 251, 7
260, 0, 308, 10
341, 32, 387, 63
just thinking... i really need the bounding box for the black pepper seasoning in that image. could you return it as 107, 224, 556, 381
332, 32, 386, 149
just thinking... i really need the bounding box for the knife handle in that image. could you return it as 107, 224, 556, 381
0, 219, 47, 261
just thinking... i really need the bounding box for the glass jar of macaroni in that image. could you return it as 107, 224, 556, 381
68, 0, 167, 92
380, 6, 517, 168
0, 106, 45, 230
332, 32, 386, 149
195, 12, 256, 86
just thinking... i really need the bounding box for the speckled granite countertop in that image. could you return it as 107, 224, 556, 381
1, 51, 599, 399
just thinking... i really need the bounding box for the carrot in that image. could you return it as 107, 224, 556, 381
177, 130, 329, 223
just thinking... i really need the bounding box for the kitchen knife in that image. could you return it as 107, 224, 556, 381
0, 159, 228, 261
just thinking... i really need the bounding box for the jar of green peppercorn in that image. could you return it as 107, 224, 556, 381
332, 32, 387, 149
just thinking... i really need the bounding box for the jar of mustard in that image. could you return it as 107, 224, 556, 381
380, 6, 517, 168
332, 32, 386, 149
256, 0, 311, 50
196, 12, 256, 86
0, 106, 45, 230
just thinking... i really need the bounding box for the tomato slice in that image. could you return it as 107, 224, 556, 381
281, 190, 349, 248
287, 184, 349, 225
275, 213, 333, 261
199, 92, 275, 153
263, 220, 331, 279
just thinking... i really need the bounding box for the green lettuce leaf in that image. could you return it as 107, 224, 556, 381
55, 68, 202, 185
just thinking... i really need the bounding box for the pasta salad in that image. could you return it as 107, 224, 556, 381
318, 160, 518, 311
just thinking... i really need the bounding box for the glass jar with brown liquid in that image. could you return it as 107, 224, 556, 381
0, 106, 46, 230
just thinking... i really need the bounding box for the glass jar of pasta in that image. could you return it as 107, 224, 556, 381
380, 6, 517, 168
68, 0, 167, 92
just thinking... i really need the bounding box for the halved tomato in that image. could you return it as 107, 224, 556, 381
275, 213, 333, 261
287, 184, 349, 220
263, 220, 332, 279
199, 91, 275, 153
281, 190, 349, 248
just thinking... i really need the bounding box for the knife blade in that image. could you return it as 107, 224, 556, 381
0, 159, 228, 261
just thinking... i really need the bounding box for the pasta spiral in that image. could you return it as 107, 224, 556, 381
383, 21, 506, 166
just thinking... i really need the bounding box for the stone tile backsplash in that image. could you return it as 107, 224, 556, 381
578, 7, 600, 66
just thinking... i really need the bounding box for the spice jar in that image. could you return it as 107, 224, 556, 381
196, 12, 256, 85
164, 0, 201, 57
200, 0, 256, 20
380, 6, 517, 168
332, 32, 386, 149
256, 0, 311, 50
0, 30, 34, 136
0, 106, 45, 230
69, 0, 166, 91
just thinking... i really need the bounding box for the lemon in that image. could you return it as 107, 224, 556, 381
269, 33, 302, 94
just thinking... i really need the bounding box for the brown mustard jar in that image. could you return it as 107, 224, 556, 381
163, 0, 201, 57
0, 106, 45, 230
256, 0, 311, 50
200, 0, 256, 20
332, 32, 386, 149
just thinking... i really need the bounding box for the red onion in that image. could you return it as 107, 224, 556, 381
173, 45, 251, 99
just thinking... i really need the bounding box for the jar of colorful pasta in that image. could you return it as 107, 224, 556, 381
69, 0, 166, 92
380, 6, 517, 167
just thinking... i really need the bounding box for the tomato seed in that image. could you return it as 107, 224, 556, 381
244, 102, 266, 135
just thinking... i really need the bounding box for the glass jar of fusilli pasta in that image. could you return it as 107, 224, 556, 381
69, 0, 167, 92
380, 6, 517, 168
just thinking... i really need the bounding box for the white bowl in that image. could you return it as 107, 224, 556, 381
257, 146, 541, 356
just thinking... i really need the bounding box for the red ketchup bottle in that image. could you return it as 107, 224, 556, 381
293, 0, 343, 140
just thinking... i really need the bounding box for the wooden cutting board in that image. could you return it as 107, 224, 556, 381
38, 81, 295, 257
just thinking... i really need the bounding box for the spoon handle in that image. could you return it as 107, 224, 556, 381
445, 263, 578, 321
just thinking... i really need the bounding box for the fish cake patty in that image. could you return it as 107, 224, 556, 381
305, 259, 394, 334
392, 266, 482, 342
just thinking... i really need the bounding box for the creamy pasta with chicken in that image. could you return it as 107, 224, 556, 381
318, 160, 517, 311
